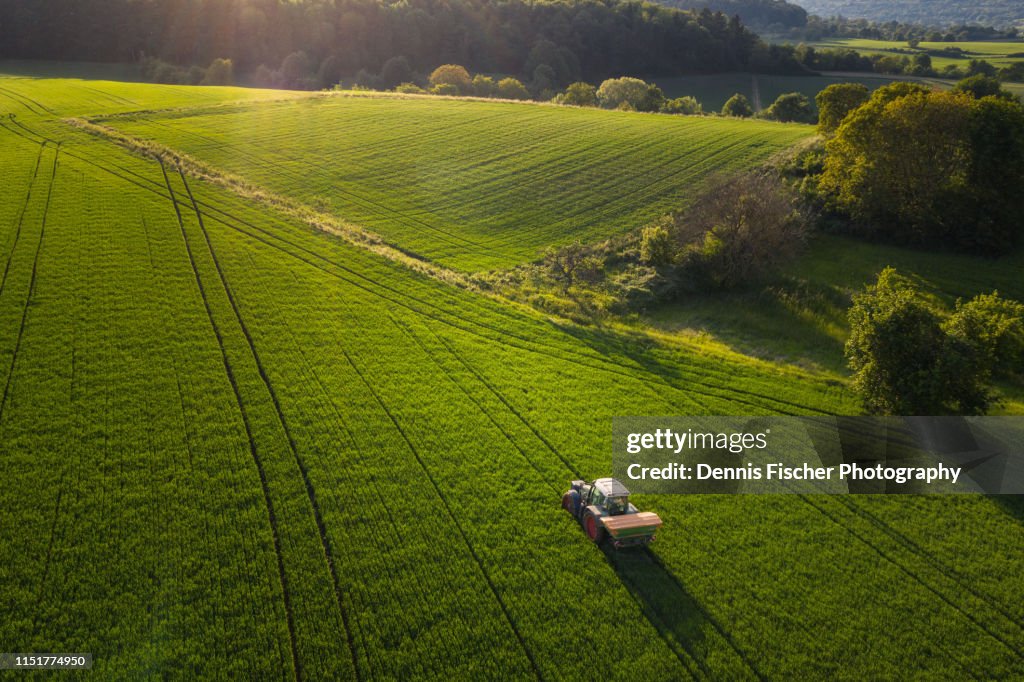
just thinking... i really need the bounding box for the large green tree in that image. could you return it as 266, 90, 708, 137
820, 82, 1024, 254
845, 268, 994, 416
815, 82, 868, 134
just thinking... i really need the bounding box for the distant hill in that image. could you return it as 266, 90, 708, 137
795, 0, 1024, 29
659, 0, 809, 29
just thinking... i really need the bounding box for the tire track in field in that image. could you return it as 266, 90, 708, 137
14, 114, 831, 416
0, 139, 47, 300
390, 314, 562, 494
0, 145, 59, 422
339, 346, 545, 681
0, 87, 54, 116
796, 493, 1024, 665
423, 325, 758, 680
157, 159, 301, 682
177, 169, 362, 682
191, 199, 820, 417
836, 496, 1024, 630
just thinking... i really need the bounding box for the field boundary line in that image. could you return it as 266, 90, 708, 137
158, 158, 302, 682
177, 168, 362, 682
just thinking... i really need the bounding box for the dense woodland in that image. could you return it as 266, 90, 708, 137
0, 0, 803, 84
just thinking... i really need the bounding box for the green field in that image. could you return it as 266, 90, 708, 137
99, 94, 811, 272
807, 38, 1024, 72
2, 68, 1024, 679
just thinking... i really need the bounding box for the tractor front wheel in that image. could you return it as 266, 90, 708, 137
582, 510, 606, 544
561, 490, 580, 517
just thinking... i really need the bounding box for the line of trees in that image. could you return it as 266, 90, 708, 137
0, 0, 803, 89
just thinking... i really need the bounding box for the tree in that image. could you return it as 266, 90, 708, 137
496, 77, 529, 100
200, 58, 233, 85
380, 56, 413, 90
639, 225, 674, 266
661, 96, 702, 115
845, 268, 995, 415
721, 93, 753, 117
280, 51, 315, 89
597, 77, 652, 110
820, 82, 1024, 254
945, 292, 1024, 378
430, 83, 460, 96
472, 75, 497, 98
816, 82, 868, 134
966, 59, 997, 77
429, 64, 471, 94
543, 241, 602, 290
953, 74, 1013, 100
674, 172, 807, 289
556, 82, 597, 107
762, 92, 815, 123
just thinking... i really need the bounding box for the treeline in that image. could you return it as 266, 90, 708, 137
795, 0, 1024, 32
789, 45, 1024, 81
779, 15, 1020, 42
656, 0, 807, 31
0, 0, 800, 86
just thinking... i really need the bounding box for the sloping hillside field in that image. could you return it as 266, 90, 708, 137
105, 95, 811, 271
1, 73, 1024, 679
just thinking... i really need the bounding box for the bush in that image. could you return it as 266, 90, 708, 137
661, 96, 702, 115
944, 292, 1024, 378
762, 92, 815, 123
430, 83, 461, 96
429, 64, 472, 94
200, 58, 233, 86
721, 93, 753, 117
596, 77, 662, 111
556, 82, 597, 107
846, 268, 995, 415
639, 224, 674, 266
496, 77, 530, 100
472, 75, 497, 98
673, 172, 807, 289
395, 82, 426, 94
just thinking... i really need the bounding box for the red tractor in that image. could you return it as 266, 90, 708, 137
562, 478, 662, 548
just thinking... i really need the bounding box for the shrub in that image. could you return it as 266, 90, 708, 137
430, 83, 461, 96
674, 172, 807, 289
556, 82, 597, 107
472, 74, 497, 98
429, 64, 472, 94
598, 76, 651, 110
200, 58, 234, 86
639, 224, 675, 266
661, 96, 702, 115
395, 82, 426, 94
944, 292, 1024, 377
722, 93, 753, 117
762, 92, 815, 123
496, 77, 530, 100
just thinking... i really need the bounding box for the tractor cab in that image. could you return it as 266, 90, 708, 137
583, 478, 636, 516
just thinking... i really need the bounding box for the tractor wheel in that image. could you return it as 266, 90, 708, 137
582, 510, 606, 544
561, 490, 580, 517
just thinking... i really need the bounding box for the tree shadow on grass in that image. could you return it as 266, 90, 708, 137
601, 545, 765, 681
